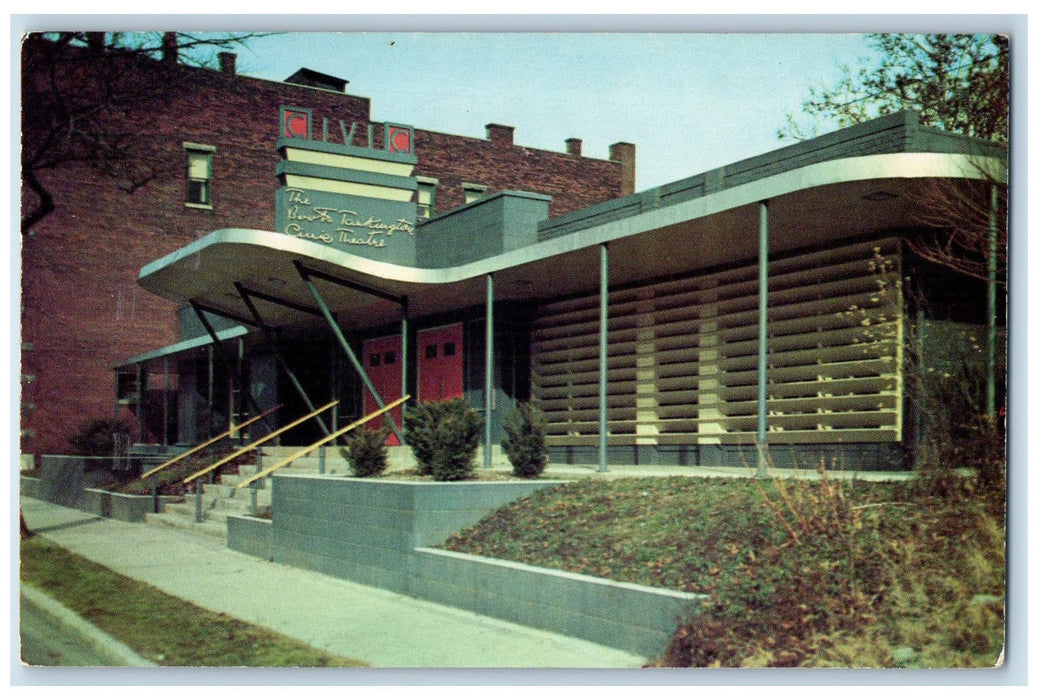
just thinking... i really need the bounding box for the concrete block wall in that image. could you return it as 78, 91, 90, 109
412, 547, 702, 658
227, 474, 703, 657
269, 475, 559, 592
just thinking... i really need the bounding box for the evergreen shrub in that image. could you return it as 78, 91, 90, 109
69, 418, 129, 458
347, 425, 391, 478
502, 402, 548, 478
404, 398, 481, 481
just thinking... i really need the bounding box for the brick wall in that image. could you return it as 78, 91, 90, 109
20, 40, 628, 456
413, 125, 627, 218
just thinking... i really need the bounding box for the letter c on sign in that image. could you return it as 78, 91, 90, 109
284, 112, 309, 139
388, 127, 412, 154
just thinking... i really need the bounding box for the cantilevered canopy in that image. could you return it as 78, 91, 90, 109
138, 151, 1002, 333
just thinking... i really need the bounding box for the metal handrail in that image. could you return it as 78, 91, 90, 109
234, 395, 410, 491
182, 400, 339, 485
139, 405, 282, 480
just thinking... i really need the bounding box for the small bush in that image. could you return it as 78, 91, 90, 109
502, 403, 548, 478
69, 418, 129, 457
404, 399, 481, 481
347, 425, 391, 478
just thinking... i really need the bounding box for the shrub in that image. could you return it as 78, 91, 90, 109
346, 425, 391, 478
404, 399, 481, 481
69, 418, 129, 457
502, 403, 548, 478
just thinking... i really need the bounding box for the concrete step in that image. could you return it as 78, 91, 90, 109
145, 510, 228, 540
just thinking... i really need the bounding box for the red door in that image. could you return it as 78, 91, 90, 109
362, 334, 403, 445
418, 324, 464, 402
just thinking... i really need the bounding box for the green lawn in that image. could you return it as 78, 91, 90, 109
20, 537, 368, 667
442, 473, 1006, 668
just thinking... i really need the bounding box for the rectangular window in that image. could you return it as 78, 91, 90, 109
417, 177, 437, 220
183, 142, 215, 208
463, 182, 487, 204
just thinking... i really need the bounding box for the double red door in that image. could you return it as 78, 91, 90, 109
418, 324, 464, 401
361, 334, 403, 445
361, 323, 464, 445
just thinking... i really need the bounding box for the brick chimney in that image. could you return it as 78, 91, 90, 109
218, 52, 237, 76
565, 138, 582, 156
161, 32, 178, 66
85, 32, 105, 54
609, 141, 636, 196
486, 124, 515, 147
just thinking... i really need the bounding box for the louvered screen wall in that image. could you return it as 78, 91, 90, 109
530, 238, 903, 448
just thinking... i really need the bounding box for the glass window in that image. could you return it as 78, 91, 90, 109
184, 144, 215, 207
425, 344, 438, 360
417, 180, 436, 220
463, 182, 487, 204
384, 351, 396, 365
370, 354, 381, 367
443, 342, 456, 357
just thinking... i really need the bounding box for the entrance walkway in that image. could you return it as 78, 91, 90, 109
18, 496, 644, 669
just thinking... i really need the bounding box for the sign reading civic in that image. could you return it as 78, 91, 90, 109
278, 106, 414, 154
275, 106, 419, 265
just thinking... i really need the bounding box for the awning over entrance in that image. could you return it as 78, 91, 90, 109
138, 150, 1000, 333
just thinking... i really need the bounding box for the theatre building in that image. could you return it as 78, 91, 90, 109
19, 35, 632, 459
126, 109, 1005, 472
21, 38, 1006, 473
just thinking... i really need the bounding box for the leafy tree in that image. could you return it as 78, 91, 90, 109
20, 31, 270, 235
780, 34, 1008, 144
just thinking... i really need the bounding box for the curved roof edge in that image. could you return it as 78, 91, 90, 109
139, 149, 1004, 297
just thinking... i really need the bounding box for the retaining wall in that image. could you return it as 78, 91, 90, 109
227, 474, 703, 657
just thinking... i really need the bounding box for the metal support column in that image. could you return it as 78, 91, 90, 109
136, 362, 145, 444
756, 200, 770, 476
599, 244, 609, 473
190, 302, 274, 435
987, 183, 999, 420
206, 346, 214, 441
294, 261, 404, 444
401, 295, 409, 435
485, 274, 494, 470
162, 355, 170, 446
232, 285, 330, 437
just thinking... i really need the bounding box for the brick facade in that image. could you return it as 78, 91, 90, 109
19, 38, 631, 456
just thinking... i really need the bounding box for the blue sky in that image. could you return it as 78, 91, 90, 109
231, 32, 874, 190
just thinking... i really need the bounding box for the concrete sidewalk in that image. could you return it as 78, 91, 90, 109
18, 496, 644, 669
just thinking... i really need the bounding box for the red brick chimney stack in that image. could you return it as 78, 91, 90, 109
219, 52, 237, 76
609, 142, 636, 196
486, 124, 515, 147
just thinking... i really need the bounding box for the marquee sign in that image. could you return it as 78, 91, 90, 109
275, 105, 419, 264
278, 105, 414, 155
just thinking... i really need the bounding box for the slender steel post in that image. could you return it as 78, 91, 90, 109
987, 183, 999, 420
484, 274, 495, 470
190, 302, 273, 435
136, 363, 145, 444
162, 355, 170, 446
233, 285, 330, 436
756, 201, 770, 476
599, 244, 609, 473
207, 346, 215, 441
401, 295, 409, 436
294, 261, 404, 444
